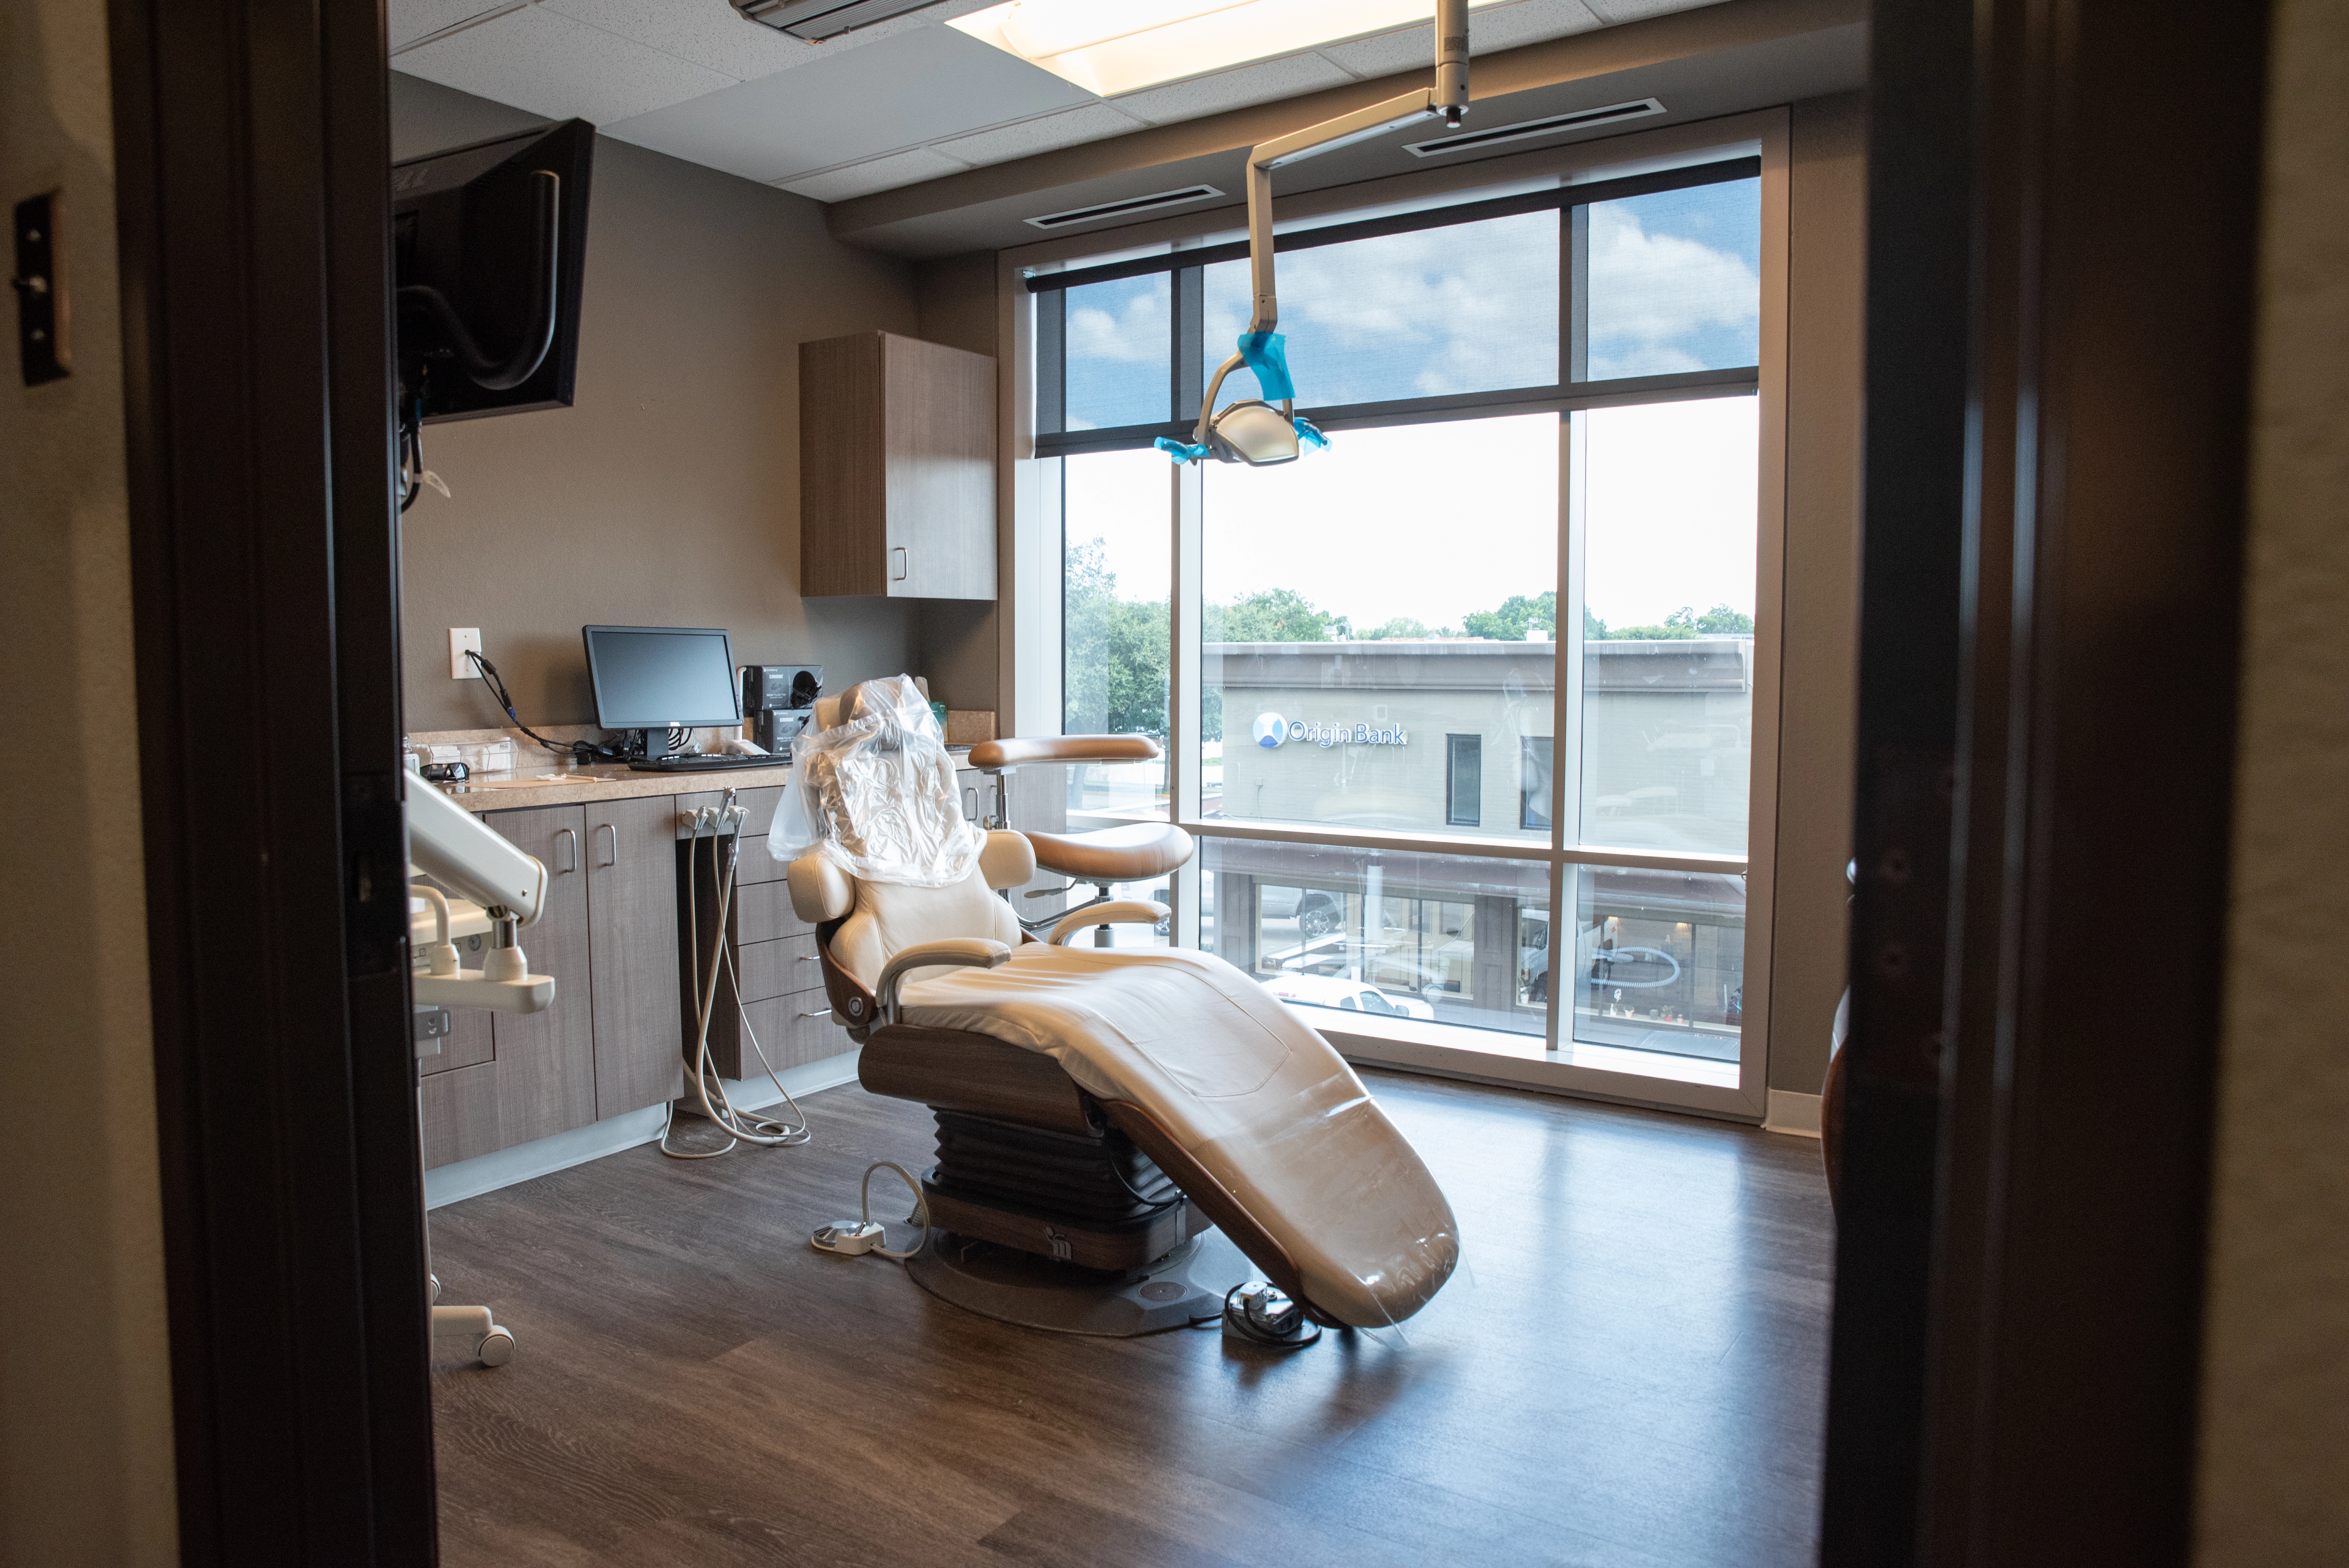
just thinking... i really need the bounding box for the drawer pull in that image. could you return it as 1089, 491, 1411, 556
554, 827, 577, 874
798, 953, 820, 962
594, 822, 617, 867
798, 1007, 832, 1019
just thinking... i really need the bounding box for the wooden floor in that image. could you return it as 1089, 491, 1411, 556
428, 1071, 1834, 1567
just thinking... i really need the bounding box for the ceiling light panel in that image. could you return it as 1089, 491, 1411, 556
950, 0, 1513, 98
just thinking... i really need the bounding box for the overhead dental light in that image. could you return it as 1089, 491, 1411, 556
1155, 0, 1470, 467
951, 0, 1501, 97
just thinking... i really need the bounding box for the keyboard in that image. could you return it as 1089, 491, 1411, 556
626, 752, 788, 773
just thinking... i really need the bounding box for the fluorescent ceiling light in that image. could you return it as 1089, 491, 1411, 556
951, 0, 1510, 98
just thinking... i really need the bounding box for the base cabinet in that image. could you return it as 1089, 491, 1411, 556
422, 796, 685, 1168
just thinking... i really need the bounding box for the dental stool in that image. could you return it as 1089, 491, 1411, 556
964, 734, 1194, 943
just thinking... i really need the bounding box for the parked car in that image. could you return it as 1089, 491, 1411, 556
1257, 883, 1344, 940
1259, 972, 1435, 1019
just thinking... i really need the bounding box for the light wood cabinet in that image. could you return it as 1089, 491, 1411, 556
799, 330, 996, 601
422, 796, 686, 1168
587, 796, 687, 1120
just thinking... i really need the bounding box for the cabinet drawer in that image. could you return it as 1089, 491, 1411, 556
733, 834, 786, 886
736, 934, 821, 1004
734, 876, 813, 942
740, 992, 852, 1072
733, 785, 787, 838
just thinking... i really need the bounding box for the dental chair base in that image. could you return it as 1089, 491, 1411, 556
905, 1227, 1243, 1338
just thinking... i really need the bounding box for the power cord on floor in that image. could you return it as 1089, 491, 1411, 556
660, 797, 815, 1160
809, 1160, 929, 1261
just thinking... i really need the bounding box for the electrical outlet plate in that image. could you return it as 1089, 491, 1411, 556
449, 627, 482, 679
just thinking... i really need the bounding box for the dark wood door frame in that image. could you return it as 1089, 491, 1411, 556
1824, 1, 2270, 1563
109, 0, 437, 1560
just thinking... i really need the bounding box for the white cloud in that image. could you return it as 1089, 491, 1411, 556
1068, 287, 1169, 365
1584, 203, 1758, 378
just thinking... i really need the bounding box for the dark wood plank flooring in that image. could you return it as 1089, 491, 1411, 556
427, 1071, 1833, 1566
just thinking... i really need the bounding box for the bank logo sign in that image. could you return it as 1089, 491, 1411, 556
1253, 711, 1408, 750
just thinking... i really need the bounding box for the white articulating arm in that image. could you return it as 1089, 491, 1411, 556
406, 766, 557, 1016
1191, 0, 1470, 456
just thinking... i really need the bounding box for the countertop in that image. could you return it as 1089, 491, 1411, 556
419, 747, 976, 814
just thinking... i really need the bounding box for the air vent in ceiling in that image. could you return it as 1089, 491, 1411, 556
1404, 99, 1666, 159
732, 0, 944, 41
1025, 185, 1225, 231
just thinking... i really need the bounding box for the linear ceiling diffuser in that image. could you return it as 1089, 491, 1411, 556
1024, 185, 1225, 230
731, 0, 945, 40
1404, 98, 1665, 158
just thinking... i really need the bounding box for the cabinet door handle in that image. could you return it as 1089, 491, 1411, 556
963, 786, 978, 821
554, 827, 577, 874
798, 1007, 832, 1019
594, 823, 617, 867
798, 953, 820, 962
891, 547, 908, 582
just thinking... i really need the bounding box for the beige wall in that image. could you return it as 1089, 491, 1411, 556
0, 0, 178, 1562
2195, 2, 2349, 1560
392, 75, 932, 733
1765, 89, 1865, 1097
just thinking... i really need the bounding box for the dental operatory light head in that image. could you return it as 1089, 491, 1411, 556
1157, 0, 1470, 467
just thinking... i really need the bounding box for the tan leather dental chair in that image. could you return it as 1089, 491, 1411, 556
791, 695, 1459, 1336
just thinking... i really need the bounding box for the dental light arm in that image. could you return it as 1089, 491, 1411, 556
407, 767, 556, 1015
1167, 0, 1469, 467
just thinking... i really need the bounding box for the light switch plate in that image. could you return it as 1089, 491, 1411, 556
449, 627, 482, 679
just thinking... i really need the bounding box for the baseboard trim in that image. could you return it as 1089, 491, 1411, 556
1762, 1088, 1823, 1138
423, 1048, 863, 1210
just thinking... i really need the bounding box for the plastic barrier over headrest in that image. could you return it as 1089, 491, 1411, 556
779, 674, 982, 888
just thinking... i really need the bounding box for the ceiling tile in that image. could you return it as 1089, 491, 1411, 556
1323, 0, 1605, 79
540, 0, 813, 80
1581, 0, 1730, 23
604, 23, 1091, 184
932, 103, 1151, 170
395, 5, 737, 124
1109, 52, 1355, 128
389, 0, 522, 53
778, 147, 973, 202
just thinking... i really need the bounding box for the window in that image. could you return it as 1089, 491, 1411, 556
1520, 737, 1554, 832
1446, 734, 1482, 827
1026, 135, 1777, 1104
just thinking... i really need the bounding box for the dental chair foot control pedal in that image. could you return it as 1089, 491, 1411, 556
811, 1220, 888, 1256
1221, 1281, 1321, 1350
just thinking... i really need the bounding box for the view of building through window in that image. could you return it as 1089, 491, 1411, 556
1049, 162, 1764, 1072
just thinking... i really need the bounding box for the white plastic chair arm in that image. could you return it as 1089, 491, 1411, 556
1048, 901, 1171, 945
875, 938, 1012, 1024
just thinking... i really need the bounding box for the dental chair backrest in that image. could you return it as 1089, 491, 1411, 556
789, 677, 1037, 1028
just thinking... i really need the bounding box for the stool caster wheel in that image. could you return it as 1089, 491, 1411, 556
476, 1327, 515, 1367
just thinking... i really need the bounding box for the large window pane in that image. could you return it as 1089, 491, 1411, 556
1578, 177, 1760, 380
1201, 838, 1549, 1042
1201, 415, 1558, 839
1569, 863, 1745, 1064
1065, 273, 1170, 430
1576, 396, 1758, 855
1203, 209, 1559, 408
1062, 450, 1169, 821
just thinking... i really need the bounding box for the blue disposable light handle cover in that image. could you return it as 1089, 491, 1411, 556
1294, 415, 1330, 451
1154, 435, 1210, 463
1236, 331, 1296, 402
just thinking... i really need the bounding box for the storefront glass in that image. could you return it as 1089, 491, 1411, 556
1200, 413, 1559, 839
1568, 863, 1747, 1063
1200, 838, 1549, 1041
1062, 447, 1171, 822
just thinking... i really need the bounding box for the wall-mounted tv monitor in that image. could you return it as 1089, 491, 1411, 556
393, 118, 594, 424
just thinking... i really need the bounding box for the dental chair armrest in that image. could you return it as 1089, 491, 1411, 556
875, 939, 1012, 1025
1047, 901, 1171, 946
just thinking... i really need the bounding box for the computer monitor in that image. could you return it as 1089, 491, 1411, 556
581, 625, 741, 759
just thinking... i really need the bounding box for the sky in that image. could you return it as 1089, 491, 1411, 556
1059, 175, 1761, 429
1066, 397, 1758, 634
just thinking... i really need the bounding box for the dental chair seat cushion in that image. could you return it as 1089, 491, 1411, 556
899, 945, 1458, 1328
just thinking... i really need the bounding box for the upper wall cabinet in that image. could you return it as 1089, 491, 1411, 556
799, 330, 997, 600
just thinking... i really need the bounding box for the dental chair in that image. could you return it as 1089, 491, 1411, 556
790, 680, 1458, 1335
965, 733, 1194, 942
